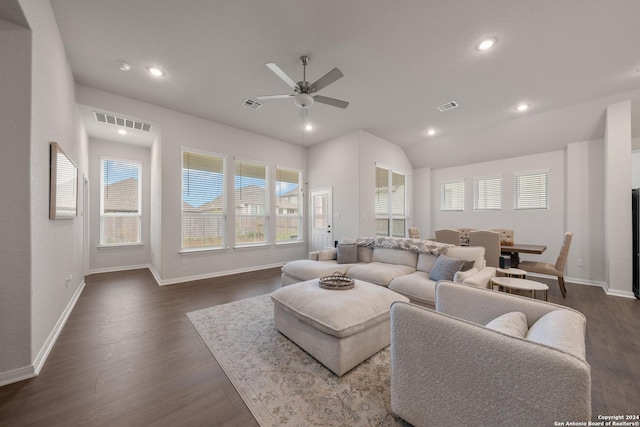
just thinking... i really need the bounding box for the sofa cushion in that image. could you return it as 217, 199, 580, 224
281, 259, 353, 282
485, 311, 528, 338
347, 262, 415, 286
453, 267, 479, 283
337, 243, 358, 264
388, 271, 437, 305
371, 247, 418, 268
445, 245, 486, 270
358, 246, 373, 263
416, 253, 438, 273
318, 248, 337, 261
429, 255, 465, 281
526, 310, 586, 360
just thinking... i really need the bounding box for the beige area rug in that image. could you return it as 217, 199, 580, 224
187, 294, 410, 427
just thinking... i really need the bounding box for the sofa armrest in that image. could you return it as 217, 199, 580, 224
308, 251, 319, 261
461, 266, 495, 288
390, 302, 591, 427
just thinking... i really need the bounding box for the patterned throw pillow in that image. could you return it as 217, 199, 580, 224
429, 255, 465, 281
337, 243, 358, 264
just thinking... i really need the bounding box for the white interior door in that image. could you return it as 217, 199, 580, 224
310, 188, 332, 251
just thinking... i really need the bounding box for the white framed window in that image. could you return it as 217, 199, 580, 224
474, 176, 502, 210
375, 165, 407, 237
441, 179, 464, 211
100, 158, 141, 246
181, 149, 226, 249
275, 167, 303, 243
514, 170, 548, 210
235, 159, 268, 245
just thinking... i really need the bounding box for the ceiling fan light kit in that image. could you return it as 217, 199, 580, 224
258, 55, 349, 110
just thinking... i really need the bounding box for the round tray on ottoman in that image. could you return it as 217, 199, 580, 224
319, 272, 354, 290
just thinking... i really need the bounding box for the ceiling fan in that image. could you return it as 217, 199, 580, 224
257, 56, 349, 109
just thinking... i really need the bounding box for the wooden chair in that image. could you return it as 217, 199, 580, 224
518, 232, 573, 298
469, 230, 500, 268
435, 229, 460, 245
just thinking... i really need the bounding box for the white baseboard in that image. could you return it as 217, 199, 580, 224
0, 280, 86, 387
89, 264, 151, 275
157, 262, 285, 286
531, 273, 636, 299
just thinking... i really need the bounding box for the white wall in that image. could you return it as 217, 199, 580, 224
0, 18, 32, 373
76, 85, 307, 283
566, 139, 605, 284
150, 135, 162, 276
413, 167, 432, 238
430, 151, 566, 266
88, 139, 152, 272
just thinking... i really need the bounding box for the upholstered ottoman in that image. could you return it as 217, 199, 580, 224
271, 279, 410, 376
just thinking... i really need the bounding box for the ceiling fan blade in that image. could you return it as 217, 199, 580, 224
266, 63, 299, 91
256, 94, 294, 100
313, 95, 349, 109
309, 68, 343, 93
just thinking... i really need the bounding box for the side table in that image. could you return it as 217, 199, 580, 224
491, 277, 549, 301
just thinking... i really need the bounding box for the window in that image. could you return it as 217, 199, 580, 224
474, 176, 502, 210
235, 159, 268, 245
514, 170, 548, 210
441, 179, 464, 211
375, 165, 407, 237
275, 167, 302, 243
101, 158, 141, 245
181, 150, 226, 249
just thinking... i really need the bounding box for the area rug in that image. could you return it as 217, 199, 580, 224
187, 294, 409, 427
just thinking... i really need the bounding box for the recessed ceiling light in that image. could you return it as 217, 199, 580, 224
146, 66, 165, 77
304, 124, 313, 131
476, 37, 497, 51
426, 129, 436, 136
116, 61, 131, 71
118, 129, 128, 135
515, 103, 530, 112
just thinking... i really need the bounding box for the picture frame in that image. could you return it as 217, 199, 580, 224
49, 141, 78, 219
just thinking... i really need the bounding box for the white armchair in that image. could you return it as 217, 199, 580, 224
390, 281, 591, 426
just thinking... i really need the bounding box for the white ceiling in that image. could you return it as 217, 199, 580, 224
31, 1, 640, 167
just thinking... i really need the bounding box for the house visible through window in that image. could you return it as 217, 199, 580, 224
474, 176, 502, 210
101, 158, 141, 245
235, 159, 268, 245
375, 165, 406, 237
514, 170, 548, 210
441, 179, 464, 211
275, 167, 302, 243
181, 150, 226, 249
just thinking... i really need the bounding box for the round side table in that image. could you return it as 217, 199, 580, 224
496, 267, 527, 278
491, 277, 549, 301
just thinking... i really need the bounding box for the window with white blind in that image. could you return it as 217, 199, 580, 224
375, 165, 406, 237
181, 150, 226, 249
275, 167, 302, 243
100, 158, 141, 245
514, 170, 548, 210
235, 159, 268, 245
474, 176, 502, 210
441, 179, 464, 211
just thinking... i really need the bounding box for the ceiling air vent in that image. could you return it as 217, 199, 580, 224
94, 112, 152, 132
437, 101, 459, 112
243, 98, 263, 110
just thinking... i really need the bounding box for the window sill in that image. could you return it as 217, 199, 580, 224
98, 243, 143, 249
179, 247, 229, 255
233, 243, 270, 250
275, 240, 304, 246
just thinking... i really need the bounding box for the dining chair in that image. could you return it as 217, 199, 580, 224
518, 232, 573, 298
469, 230, 500, 268
434, 229, 460, 245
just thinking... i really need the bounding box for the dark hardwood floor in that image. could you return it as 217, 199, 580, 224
0, 268, 638, 426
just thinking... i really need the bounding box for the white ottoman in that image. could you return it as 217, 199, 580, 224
271, 279, 410, 376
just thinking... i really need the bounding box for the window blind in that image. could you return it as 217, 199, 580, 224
514, 171, 548, 210
235, 160, 267, 244
101, 159, 141, 245
441, 180, 464, 211
474, 177, 502, 210
275, 167, 302, 242
181, 150, 225, 249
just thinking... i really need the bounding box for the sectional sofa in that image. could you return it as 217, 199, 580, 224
281, 236, 496, 305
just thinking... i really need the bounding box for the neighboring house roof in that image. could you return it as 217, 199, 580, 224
103, 178, 139, 213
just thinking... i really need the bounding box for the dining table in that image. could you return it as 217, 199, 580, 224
500, 243, 547, 267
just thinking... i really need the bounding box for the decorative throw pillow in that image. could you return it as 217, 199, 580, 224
428, 255, 465, 281
460, 260, 475, 271
485, 311, 528, 338
337, 243, 358, 264
318, 248, 337, 261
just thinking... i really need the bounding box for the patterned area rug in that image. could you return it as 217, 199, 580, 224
187, 294, 409, 427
